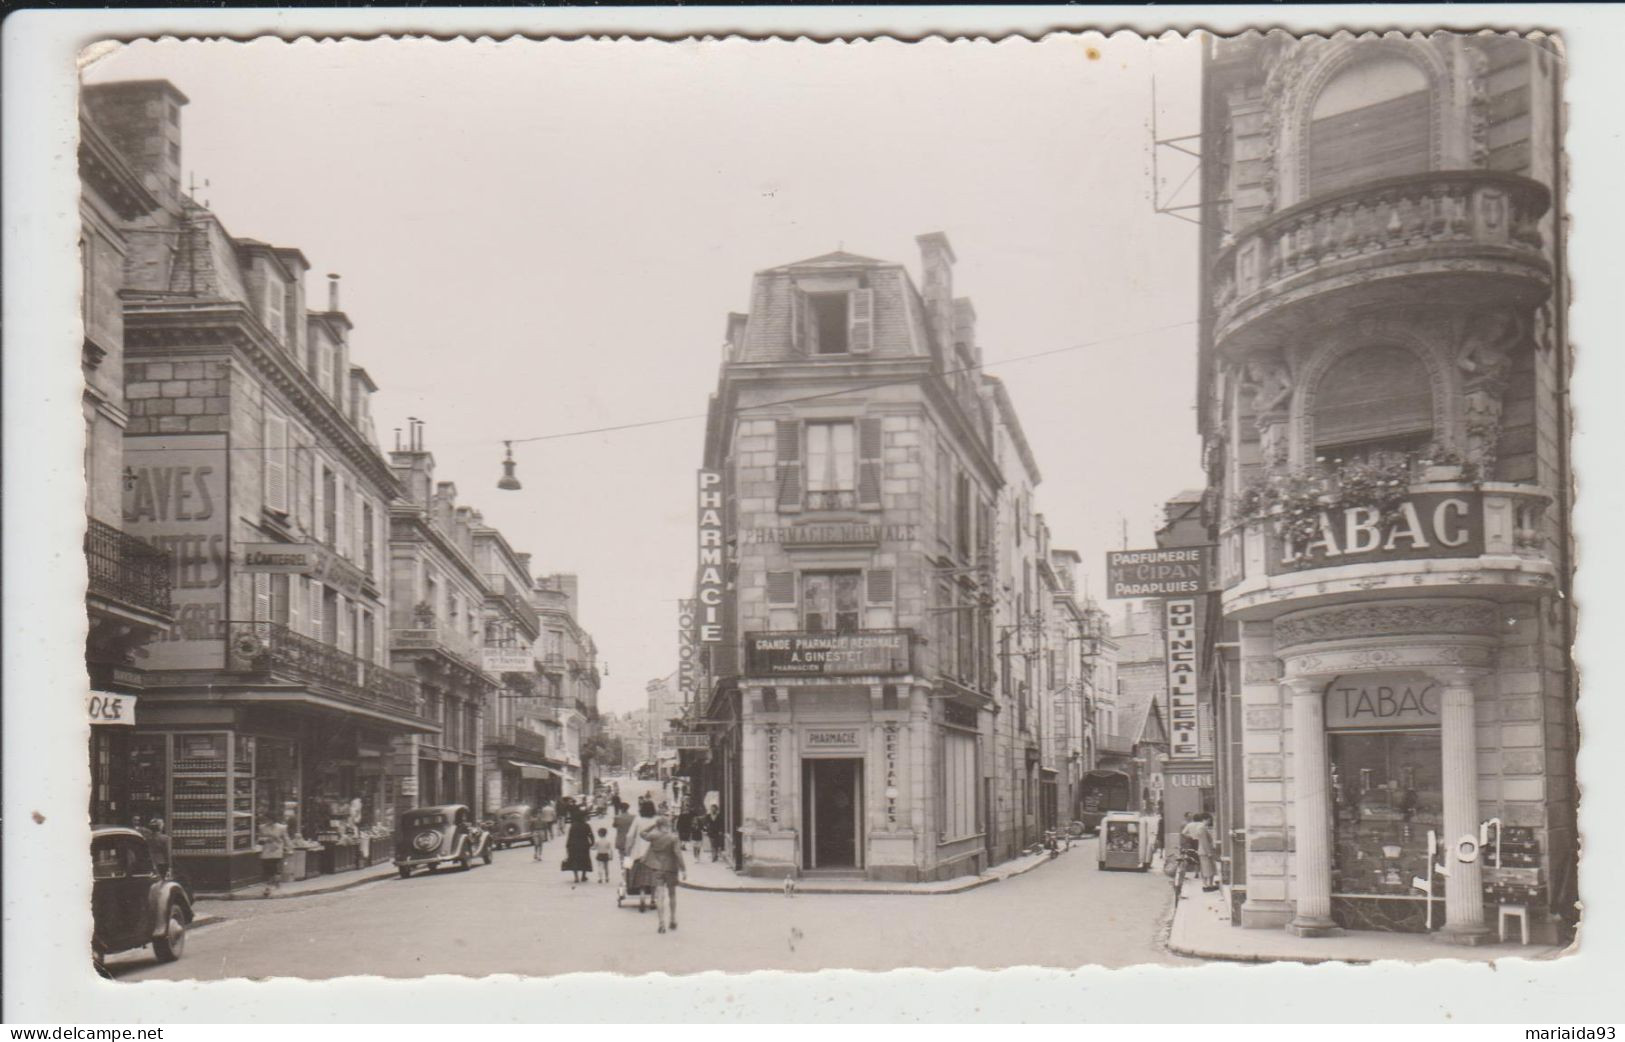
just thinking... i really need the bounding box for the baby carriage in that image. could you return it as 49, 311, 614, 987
615, 855, 656, 911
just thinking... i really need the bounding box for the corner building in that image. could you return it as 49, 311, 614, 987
703, 234, 1013, 881
1197, 34, 1573, 942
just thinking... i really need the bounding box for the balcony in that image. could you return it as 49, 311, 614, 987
743, 629, 915, 679
391, 626, 493, 693
227, 621, 423, 721
1220, 481, 1555, 619
1212, 171, 1551, 354
85, 517, 173, 620
485, 574, 540, 636
489, 723, 548, 758
805, 489, 858, 511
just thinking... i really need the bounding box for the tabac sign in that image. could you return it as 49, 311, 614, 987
1324, 672, 1441, 731
1106, 547, 1216, 598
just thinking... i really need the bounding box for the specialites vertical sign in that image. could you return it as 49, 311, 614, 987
1164, 598, 1200, 760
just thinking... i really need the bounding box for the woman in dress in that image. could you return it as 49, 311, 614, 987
623, 799, 660, 911
562, 808, 594, 884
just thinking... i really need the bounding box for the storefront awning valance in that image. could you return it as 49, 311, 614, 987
508, 760, 562, 780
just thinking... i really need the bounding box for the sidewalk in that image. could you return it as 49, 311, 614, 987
1165, 877, 1569, 964
679, 845, 1062, 895
194, 864, 399, 903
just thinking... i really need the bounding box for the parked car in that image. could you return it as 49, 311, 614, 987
490, 804, 536, 849
91, 826, 192, 970
393, 804, 493, 878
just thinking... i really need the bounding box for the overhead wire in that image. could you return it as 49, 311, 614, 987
119, 317, 1198, 455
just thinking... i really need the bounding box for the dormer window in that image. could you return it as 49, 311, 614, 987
263, 273, 285, 344
791, 284, 874, 356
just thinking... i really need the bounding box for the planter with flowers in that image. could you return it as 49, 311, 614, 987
1232, 451, 1419, 568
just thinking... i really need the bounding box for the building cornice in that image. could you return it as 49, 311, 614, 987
124, 300, 400, 496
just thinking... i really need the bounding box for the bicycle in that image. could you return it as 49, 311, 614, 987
1169, 846, 1201, 906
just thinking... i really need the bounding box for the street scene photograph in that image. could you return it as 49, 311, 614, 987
10, 7, 1617, 1024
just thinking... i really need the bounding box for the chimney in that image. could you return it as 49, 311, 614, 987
915, 232, 957, 356
389, 418, 435, 507
327, 273, 342, 312
952, 298, 980, 365
82, 80, 190, 214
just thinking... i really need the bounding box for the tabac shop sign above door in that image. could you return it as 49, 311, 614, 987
1324, 672, 1441, 730
1106, 547, 1217, 598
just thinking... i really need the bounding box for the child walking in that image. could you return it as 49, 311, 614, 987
594, 826, 615, 883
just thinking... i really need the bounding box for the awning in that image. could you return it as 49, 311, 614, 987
508, 760, 563, 780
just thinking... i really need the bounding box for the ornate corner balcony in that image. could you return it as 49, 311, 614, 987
1212, 171, 1552, 354
85, 517, 174, 623
1219, 482, 1556, 619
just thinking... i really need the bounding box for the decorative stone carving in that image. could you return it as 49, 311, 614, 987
1274, 602, 1498, 649
1241, 353, 1293, 416
1282, 641, 1495, 678
1464, 40, 1492, 168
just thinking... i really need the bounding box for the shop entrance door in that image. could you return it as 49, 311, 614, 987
801, 758, 863, 870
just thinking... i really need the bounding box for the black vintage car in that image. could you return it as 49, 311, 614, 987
490, 804, 537, 849
92, 826, 193, 970
394, 804, 493, 878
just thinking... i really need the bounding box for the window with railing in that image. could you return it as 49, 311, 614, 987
84, 518, 173, 617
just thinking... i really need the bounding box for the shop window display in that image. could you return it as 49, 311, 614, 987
1329, 731, 1442, 902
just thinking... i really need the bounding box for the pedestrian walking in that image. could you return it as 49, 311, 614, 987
612, 800, 635, 857
641, 816, 687, 934
623, 799, 660, 911
531, 809, 547, 860
147, 817, 173, 880
258, 816, 291, 897
676, 803, 696, 858
594, 827, 614, 883
562, 809, 594, 884
703, 804, 726, 863
1196, 813, 1219, 891
538, 800, 557, 842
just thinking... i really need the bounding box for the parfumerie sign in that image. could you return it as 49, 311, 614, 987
1324, 673, 1441, 730
1106, 547, 1216, 598
746, 632, 910, 677
1164, 599, 1200, 760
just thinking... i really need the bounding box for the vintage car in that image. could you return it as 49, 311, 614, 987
490, 804, 536, 849
394, 804, 493, 877
91, 826, 192, 969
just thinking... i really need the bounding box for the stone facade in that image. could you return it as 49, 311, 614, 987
1197, 33, 1574, 942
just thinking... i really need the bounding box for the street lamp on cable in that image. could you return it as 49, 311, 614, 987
497, 441, 522, 491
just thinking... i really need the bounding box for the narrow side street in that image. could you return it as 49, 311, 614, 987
108, 830, 1189, 979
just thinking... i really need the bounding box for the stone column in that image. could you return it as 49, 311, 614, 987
1286, 677, 1341, 937
1433, 668, 1490, 944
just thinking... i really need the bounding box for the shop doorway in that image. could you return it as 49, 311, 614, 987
801, 758, 863, 870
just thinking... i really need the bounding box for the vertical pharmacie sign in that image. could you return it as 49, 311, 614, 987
122, 433, 229, 670
1164, 599, 1200, 760
696, 469, 724, 643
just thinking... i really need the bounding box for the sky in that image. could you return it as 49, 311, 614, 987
85, 34, 1206, 714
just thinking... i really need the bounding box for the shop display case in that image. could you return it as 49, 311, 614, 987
169, 731, 256, 857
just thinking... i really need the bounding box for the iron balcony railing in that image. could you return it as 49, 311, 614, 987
485, 574, 541, 635
805, 489, 858, 511
85, 516, 173, 618
230, 621, 422, 718
490, 723, 548, 757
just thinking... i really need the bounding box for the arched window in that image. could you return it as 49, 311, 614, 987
1313, 345, 1433, 462
1308, 56, 1430, 197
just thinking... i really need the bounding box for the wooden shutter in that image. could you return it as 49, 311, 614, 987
308, 580, 323, 642
1309, 91, 1429, 198
288, 575, 305, 636
336, 475, 349, 557
263, 411, 288, 514
848, 288, 874, 354
766, 571, 797, 605
775, 420, 802, 512
337, 596, 351, 655
866, 568, 895, 605
253, 572, 272, 636
1314, 345, 1433, 449
857, 417, 884, 509
789, 287, 807, 355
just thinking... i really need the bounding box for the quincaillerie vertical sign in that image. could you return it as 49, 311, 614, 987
696, 469, 724, 643
1164, 598, 1201, 760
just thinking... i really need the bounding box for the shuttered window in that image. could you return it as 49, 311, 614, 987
766, 571, 796, 605
857, 417, 884, 509
263, 411, 289, 514
866, 568, 895, 605
1308, 58, 1431, 198
775, 420, 803, 511
252, 572, 272, 635
848, 288, 874, 354
1313, 345, 1434, 454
